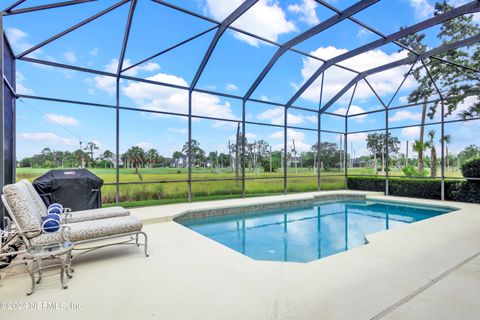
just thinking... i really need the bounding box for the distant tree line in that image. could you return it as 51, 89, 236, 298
18, 136, 349, 173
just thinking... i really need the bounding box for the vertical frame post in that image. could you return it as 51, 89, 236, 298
385, 109, 389, 195
115, 78, 120, 204
344, 116, 348, 188
283, 106, 287, 194
0, 14, 4, 224
317, 72, 324, 191
441, 100, 445, 200
188, 90, 192, 201
1, 16, 17, 226
241, 100, 246, 197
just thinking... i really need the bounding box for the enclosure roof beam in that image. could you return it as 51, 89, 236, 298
242, 0, 379, 101
386, 63, 417, 108
3, 0, 96, 16
151, 0, 220, 25
15, 0, 129, 59
189, 0, 258, 91
421, 59, 444, 101
317, 0, 479, 75
151, 0, 360, 75
320, 33, 480, 114
122, 26, 217, 74
286, 0, 480, 109
117, 0, 137, 77
1, 0, 26, 13
364, 78, 386, 109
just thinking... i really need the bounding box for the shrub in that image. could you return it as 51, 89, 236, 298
445, 180, 480, 203
460, 158, 480, 178
347, 176, 385, 192
347, 177, 441, 199
402, 165, 427, 177
348, 176, 480, 203
388, 178, 441, 199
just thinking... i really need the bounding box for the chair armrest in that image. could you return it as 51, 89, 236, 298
16, 225, 71, 241
59, 225, 71, 242
62, 212, 73, 223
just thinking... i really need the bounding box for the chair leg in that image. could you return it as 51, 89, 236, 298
141, 232, 149, 257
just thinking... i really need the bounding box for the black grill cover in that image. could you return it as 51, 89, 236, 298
32, 169, 103, 211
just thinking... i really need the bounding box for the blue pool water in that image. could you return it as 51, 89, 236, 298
181, 200, 454, 263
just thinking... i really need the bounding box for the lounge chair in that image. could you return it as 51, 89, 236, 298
2, 182, 148, 256
19, 179, 130, 223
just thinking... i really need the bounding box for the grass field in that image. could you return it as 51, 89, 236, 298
16, 166, 463, 208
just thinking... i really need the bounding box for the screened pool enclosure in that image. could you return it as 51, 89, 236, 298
1, 0, 480, 210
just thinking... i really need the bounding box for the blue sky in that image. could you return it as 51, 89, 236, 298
4, 0, 480, 160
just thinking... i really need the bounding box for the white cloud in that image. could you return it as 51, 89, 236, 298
105, 58, 161, 76
210, 120, 239, 129
288, 0, 319, 26
5, 27, 31, 53
168, 128, 188, 135
401, 126, 421, 138
88, 58, 161, 96
357, 28, 370, 39
205, 0, 296, 46
347, 132, 368, 142
128, 62, 161, 75
270, 128, 302, 140
122, 73, 238, 120
18, 132, 76, 146
230, 132, 257, 141
260, 95, 270, 102
296, 46, 414, 107
450, 96, 480, 118
90, 75, 116, 95
288, 140, 311, 152
348, 105, 368, 116
45, 114, 79, 126
135, 142, 154, 150
16, 71, 34, 95
398, 95, 409, 104
447, 0, 480, 22
225, 83, 238, 91
409, 0, 434, 21
333, 105, 367, 121
16, 82, 34, 95
271, 129, 312, 152
389, 110, 422, 122
63, 51, 77, 64
305, 115, 318, 123
257, 107, 304, 125
89, 47, 99, 56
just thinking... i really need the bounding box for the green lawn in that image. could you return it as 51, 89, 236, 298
16, 166, 463, 208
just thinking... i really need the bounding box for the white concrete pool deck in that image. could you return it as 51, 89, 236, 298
1, 191, 480, 320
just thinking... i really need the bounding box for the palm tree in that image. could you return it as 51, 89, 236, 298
145, 149, 159, 168
443, 134, 452, 170
172, 151, 184, 168
412, 139, 431, 173
84, 141, 99, 160
127, 146, 145, 174
102, 150, 114, 168
427, 130, 437, 177
426, 130, 453, 177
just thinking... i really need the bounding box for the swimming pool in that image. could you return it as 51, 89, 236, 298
181, 200, 454, 263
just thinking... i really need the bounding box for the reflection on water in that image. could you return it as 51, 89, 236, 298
182, 201, 452, 263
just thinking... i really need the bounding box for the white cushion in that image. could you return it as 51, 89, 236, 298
3, 182, 43, 238
29, 216, 143, 246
